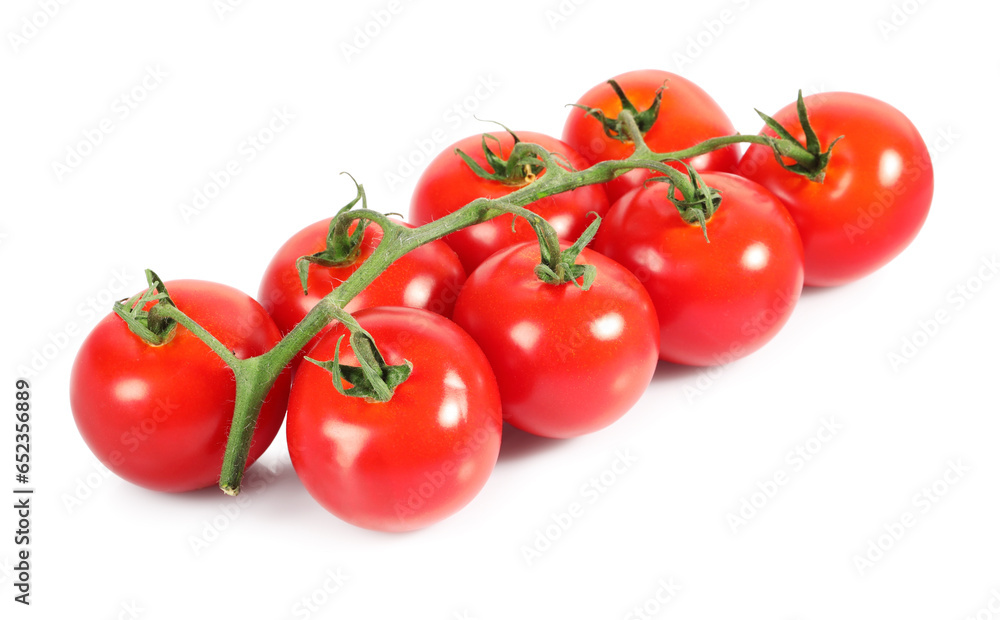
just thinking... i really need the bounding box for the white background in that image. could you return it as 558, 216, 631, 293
2, 0, 999, 618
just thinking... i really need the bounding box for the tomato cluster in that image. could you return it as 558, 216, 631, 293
70, 69, 933, 532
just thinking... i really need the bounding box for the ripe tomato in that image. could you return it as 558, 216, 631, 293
70, 280, 291, 492
452, 242, 659, 438
562, 69, 740, 204
738, 92, 933, 286
287, 307, 502, 532
258, 217, 465, 371
594, 172, 804, 366
409, 130, 610, 273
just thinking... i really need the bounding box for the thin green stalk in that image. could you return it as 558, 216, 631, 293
659, 133, 817, 168
219, 358, 274, 495
154, 304, 239, 369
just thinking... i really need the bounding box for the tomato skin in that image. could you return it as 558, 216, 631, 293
452, 242, 659, 438
258, 218, 466, 371
737, 92, 933, 286
70, 280, 290, 493
562, 70, 740, 204
594, 172, 804, 366
286, 307, 502, 532
409, 131, 610, 274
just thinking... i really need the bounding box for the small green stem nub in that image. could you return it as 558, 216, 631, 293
304, 306, 412, 402
647, 166, 722, 243
534, 213, 601, 289
753, 90, 843, 183
569, 78, 666, 142
113, 270, 177, 346
455, 126, 545, 185
295, 175, 371, 294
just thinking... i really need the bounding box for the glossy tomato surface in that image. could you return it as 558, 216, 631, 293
562, 69, 740, 204
70, 280, 290, 492
738, 92, 933, 286
258, 217, 465, 371
287, 307, 502, 532
453, 242, 659, 438
595, 172, 804, 366
409, 130, 610, 273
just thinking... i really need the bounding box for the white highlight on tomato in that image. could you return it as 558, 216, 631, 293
879, 149, 904, 188
510, 321, 542, 350
546, 213, 575, 235
741, 242, 770, 271
402, 274, 434, 308
437, 370, 468, 428
637, 246, 666, 273
113, 378, 148, 402
437, 401, 464, 429
322, 420, 371, 469
443, 369, 467, 391
590, 313, 625, 341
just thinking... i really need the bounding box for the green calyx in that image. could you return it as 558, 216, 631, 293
570, 78, 666, 143
305, 327, 411, 403
295, 175, 372, 295
647, 165, 721, 243
755, 90, 843, 183
455, 125, 546, 185
113, 269, 177, 345
533, 213, 601, 290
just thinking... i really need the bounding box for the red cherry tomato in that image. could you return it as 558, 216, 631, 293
595, 172, 804, 366
409, 131, 610, 273
562, 69, 740, 204
738, 92, 934, 286
452, 242, 659, 438
286, 307, 502, 532
258, 217, 465, 371
70, 280, 290, 492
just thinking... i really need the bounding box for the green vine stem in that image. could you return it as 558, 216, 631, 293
125, 101, 832, 495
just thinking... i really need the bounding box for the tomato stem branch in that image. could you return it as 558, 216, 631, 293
660, 133, 817, 168
219, 357, 276, 495
199, 108, 833, 494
